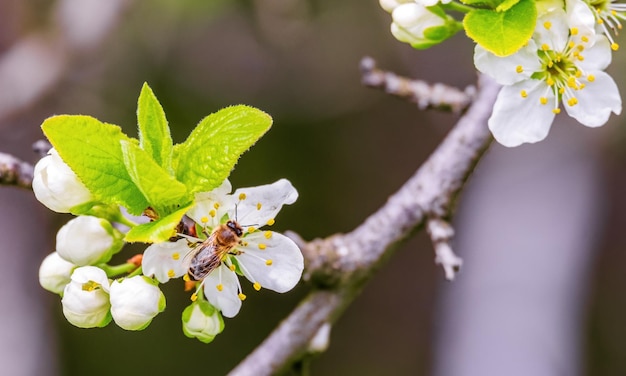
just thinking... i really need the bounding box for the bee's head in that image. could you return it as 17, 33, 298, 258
226, 220, 243, 237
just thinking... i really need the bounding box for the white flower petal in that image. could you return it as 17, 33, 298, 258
231, 179, 298, 228
56, 216, 122, 266
564, 71, 622, 127
203, 264, 242, 318
535, 8, 570, 51
110, 276, 165, 330
237, 232, 303, 293
39, 252, 76, 295
187, 179, 234, 228
142, 239, 190, 283
578, 36, 612, 72
565, 0, 596, 47
61, 266, 111, 328
474, 42, 541, 85
488, 81, 557, 147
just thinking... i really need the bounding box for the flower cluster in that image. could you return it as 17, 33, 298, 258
35, 148, 303, 343
475, 0, 623, 146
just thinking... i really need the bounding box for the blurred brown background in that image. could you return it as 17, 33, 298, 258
0, 0, 625, 375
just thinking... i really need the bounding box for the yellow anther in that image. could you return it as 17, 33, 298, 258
575, 70, 582, 78
548, 60, 554, 68
167, 269, 175, 278
172, 252, 180, 260
258, 243, 267, 250
256, 202, 262, 210
213, 202, 220, 209
516, 65, 523, 73
570, 27, 578, 35
229, 264, 236, 271
611, 43, 619, 51
209, 209, 216, 218
266, 218, 275, 226
544, 21, 552, 29
191, 293, 198, 302
581, 36, 589, 43
242, 241, 249, 247
183, 274, 191, 282
559, 87, 565, 94
587, 74, 595, 82
82, 281, 100, 292
577, 45, 584, 51
541, 43, 550, 51
540, 97, 548, 105
552, 108, 561, 114
265, 259, 273, 266
247, 226, 256, 233
598, 18, 604, 24
546, 77, 555, 86
612, 10, 617, 16
579, 83, 586, 89
568, 41, 575, 49
567, 97, 578, 106
264, 231, 272, 239
253, 282, 261, 291
520, 90, 528, 98
216, 284, 224, 292
238, 293, 247, 301
238, 193, 247, 200
577, 55, 584, 61
201, 216, 209, 224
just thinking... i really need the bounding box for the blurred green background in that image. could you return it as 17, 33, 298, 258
0, 0, 625, 375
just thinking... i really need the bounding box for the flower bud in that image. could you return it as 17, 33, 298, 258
182, 300, 224, 343
110, 276, 166, 330
39, 252, 76, 295
390, 3, 457, 49
379, 0, 413, 13
56, 216, 124, 266
32, 148, 93, 213
61, 266, 111, 328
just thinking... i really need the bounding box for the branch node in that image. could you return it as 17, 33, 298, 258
427, 218, 462, 281
307, 322, 331, 354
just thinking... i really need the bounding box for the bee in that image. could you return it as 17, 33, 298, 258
187, 220, 244, 281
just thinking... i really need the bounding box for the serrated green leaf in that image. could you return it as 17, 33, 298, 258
459, 0, 501, 7
173, 105, 272, 193
120, 140, 191, 216
124, 203, 192, 243
495, 0, 522, 12
464, 0, 537, 57
42, 115, 149, 214
137, 83, 173, 171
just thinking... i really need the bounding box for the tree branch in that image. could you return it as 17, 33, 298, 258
229, 74, 499, 376
0, 152, 34, 189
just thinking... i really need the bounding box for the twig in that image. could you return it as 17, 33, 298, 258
360, 56, 476, 114
0, 153, 34, 189
427, 218, 462, 280
229, 74, 499, 376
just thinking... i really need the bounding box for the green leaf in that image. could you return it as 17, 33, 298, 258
124, 203, 192, 243
137, 83, 173, 171
120, 140, 191, 216
173, 105, 272, 193
463, 0, 537, 57
42, 115, 149, 214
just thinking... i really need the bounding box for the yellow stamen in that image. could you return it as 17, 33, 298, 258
540, 97, 548, 105
229, 264, 236, 271
258, 243, 267, 250
567, 97, 578, 106
172, 252, 180, 260
264, 231, 272, 239
239, 193, 247, 200
201, 216, 209, 224
516, 65, 523, 73
581, 36, 589, 43
611, 43, 619, 51
248, 226, 256, 233
587, 74, 595, 82
216, 284, 224, 292
213, 202, 220, 209
546, 77, 555, 86
266, 218, 275, 226
265, 259, 273, 266
256, 202, 262, 210
520, 90, 528, 98
570, 27, 578, 35
553, 108, 561, 114
541, 43, 550, 51
209, 209, 216, 218
191, 293, 198, 302
253, 282, 261, 291
167, 269, 175, 278
544, 21, 551, 29
238, 293, 247, 301
183, 274, 191, 282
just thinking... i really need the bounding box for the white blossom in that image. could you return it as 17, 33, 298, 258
56, 216, 124, 266
109, 276, 166, 330
32, 148, 93, 213
61, 266, 111, 328
475, 8, 621, 146
390, 3, 448, 47
38, 252, 76, 295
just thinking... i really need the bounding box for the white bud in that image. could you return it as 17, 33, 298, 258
61, 266, 111, 328
39, 252, 76, 295
32, 148, 93, 213
182, 300, 224, 343
379, 0, 413, 13
109, 276, 165, 331
56, 216, 124, 266
391, 3, 446, 44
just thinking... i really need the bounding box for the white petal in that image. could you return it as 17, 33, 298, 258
237, 232, 303, 293
474, 42, 541, 85
203, 264, 242, 318
565, 0, 596, 47
231, 179, 298, 228
142, 239, 190, 283
70, 266, 111, 292
39, 252, 76, 294
187, 179, 234, 228
488, 81, 557, 147
578, 36, 612, 72
564, 71, 622, 127
535, 8, 569, 52
110, 276, 165, 330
